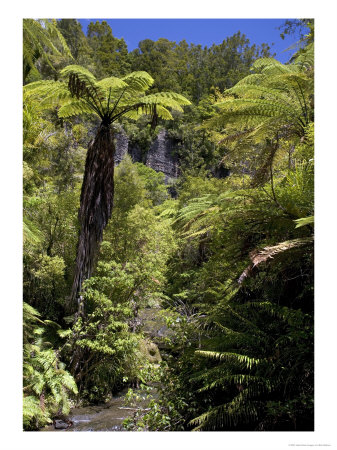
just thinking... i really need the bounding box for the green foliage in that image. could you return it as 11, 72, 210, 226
57, 19, 92, 63
151, 46, 314, 428
294, 215, 314, 229
32, 254, 66, 294
134, 163, 168, 205
71, 268, 140, 398
123, 363, 188, 431
63, 157, 176, 399
23, 183, 79, 317
23, 303, 78, 430
87, 20, 131, 78
201, 49, 314, 179
24, 65, 190, 125
22, 19, 314, 433
23, 19, 73, 83
130, 33, 273, 102
185, 291, 313, 431
103, 157, 176, 269
23, 395, 51, 430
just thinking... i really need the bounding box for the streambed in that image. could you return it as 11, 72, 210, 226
42, 388, 151, 432
42, 307, 167, 432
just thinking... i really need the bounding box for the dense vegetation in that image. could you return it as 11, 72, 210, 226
23, 19, 314, 431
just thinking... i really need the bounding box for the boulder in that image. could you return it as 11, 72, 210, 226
139, 339, 162, 364
54, 419, 71, 429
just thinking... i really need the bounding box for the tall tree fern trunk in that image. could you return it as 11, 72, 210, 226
69, 123, 115, 309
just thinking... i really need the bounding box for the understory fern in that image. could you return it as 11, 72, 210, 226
186, 289, 313, 431
23, 302, 78, 430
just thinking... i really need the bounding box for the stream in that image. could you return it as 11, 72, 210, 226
42, 307, 166, 432
42, 387, 150, 432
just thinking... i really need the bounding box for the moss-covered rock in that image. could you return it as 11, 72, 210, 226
139, 339, 162, 364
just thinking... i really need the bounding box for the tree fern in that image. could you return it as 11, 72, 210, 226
24, 66, 191, 309
202, 53, 313, 181
24, 66, 190, 125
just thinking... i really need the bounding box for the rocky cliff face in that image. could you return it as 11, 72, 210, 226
114, 129, 129, 164
114, 128, 229, 185
145, 129, 179, 182
114, 129, 179, 183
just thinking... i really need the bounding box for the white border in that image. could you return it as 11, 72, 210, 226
1, 1, 337, 449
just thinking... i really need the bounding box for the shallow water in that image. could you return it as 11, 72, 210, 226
42, 388, 146, 432
42, 307, 164, 432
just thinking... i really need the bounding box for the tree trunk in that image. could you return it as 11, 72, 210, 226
69, 123, 115, 309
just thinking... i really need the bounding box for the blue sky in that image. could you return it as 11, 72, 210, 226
77, 18, 306, 63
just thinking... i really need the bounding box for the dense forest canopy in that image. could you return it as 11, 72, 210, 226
22, 18, 314, 433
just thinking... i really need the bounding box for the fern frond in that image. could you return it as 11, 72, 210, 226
121, 109, 143, 120
23, 19, 61, 55
294, 215, 314, 228
96, 76, 128, 91
155, 105, 174, 120
215, 98, 301, 121
190, 397, 259, 430
24, 81, 71, 108
227, 84, 294, 105
23, 395, 51, 429
23, 19, 73, 83
24, 65, 190, 128
292, 42, 314, 69
250, 237, 314, 268
58, 98, 94, 118
141, 91, 191, 109
234, 73, 267, 86
196, 350, 263, 370
252, 58, 296, 75
175, 194, 217, 223
121, 71, 154, 92
47, 19, 73, 59
60, 64, 97, 84
197, 374, 272, 393
245, 301, 310, 326
58, 371, 78, 394
238, 236, 314, 284
23, 302, 42, 320
23, 217, 42, 246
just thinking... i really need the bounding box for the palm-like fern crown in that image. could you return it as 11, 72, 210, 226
204, 50, 313, 143
24, 65, 191, 125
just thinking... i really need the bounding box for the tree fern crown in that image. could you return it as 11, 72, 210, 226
24, 65, 191, 126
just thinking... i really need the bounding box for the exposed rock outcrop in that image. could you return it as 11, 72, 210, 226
114, 128, 228, 184
128, 144, 142, 163
114, 129, 179, 183
138, 307, 175, 349
145, 129, 179, 182
114, 129, 129, 164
